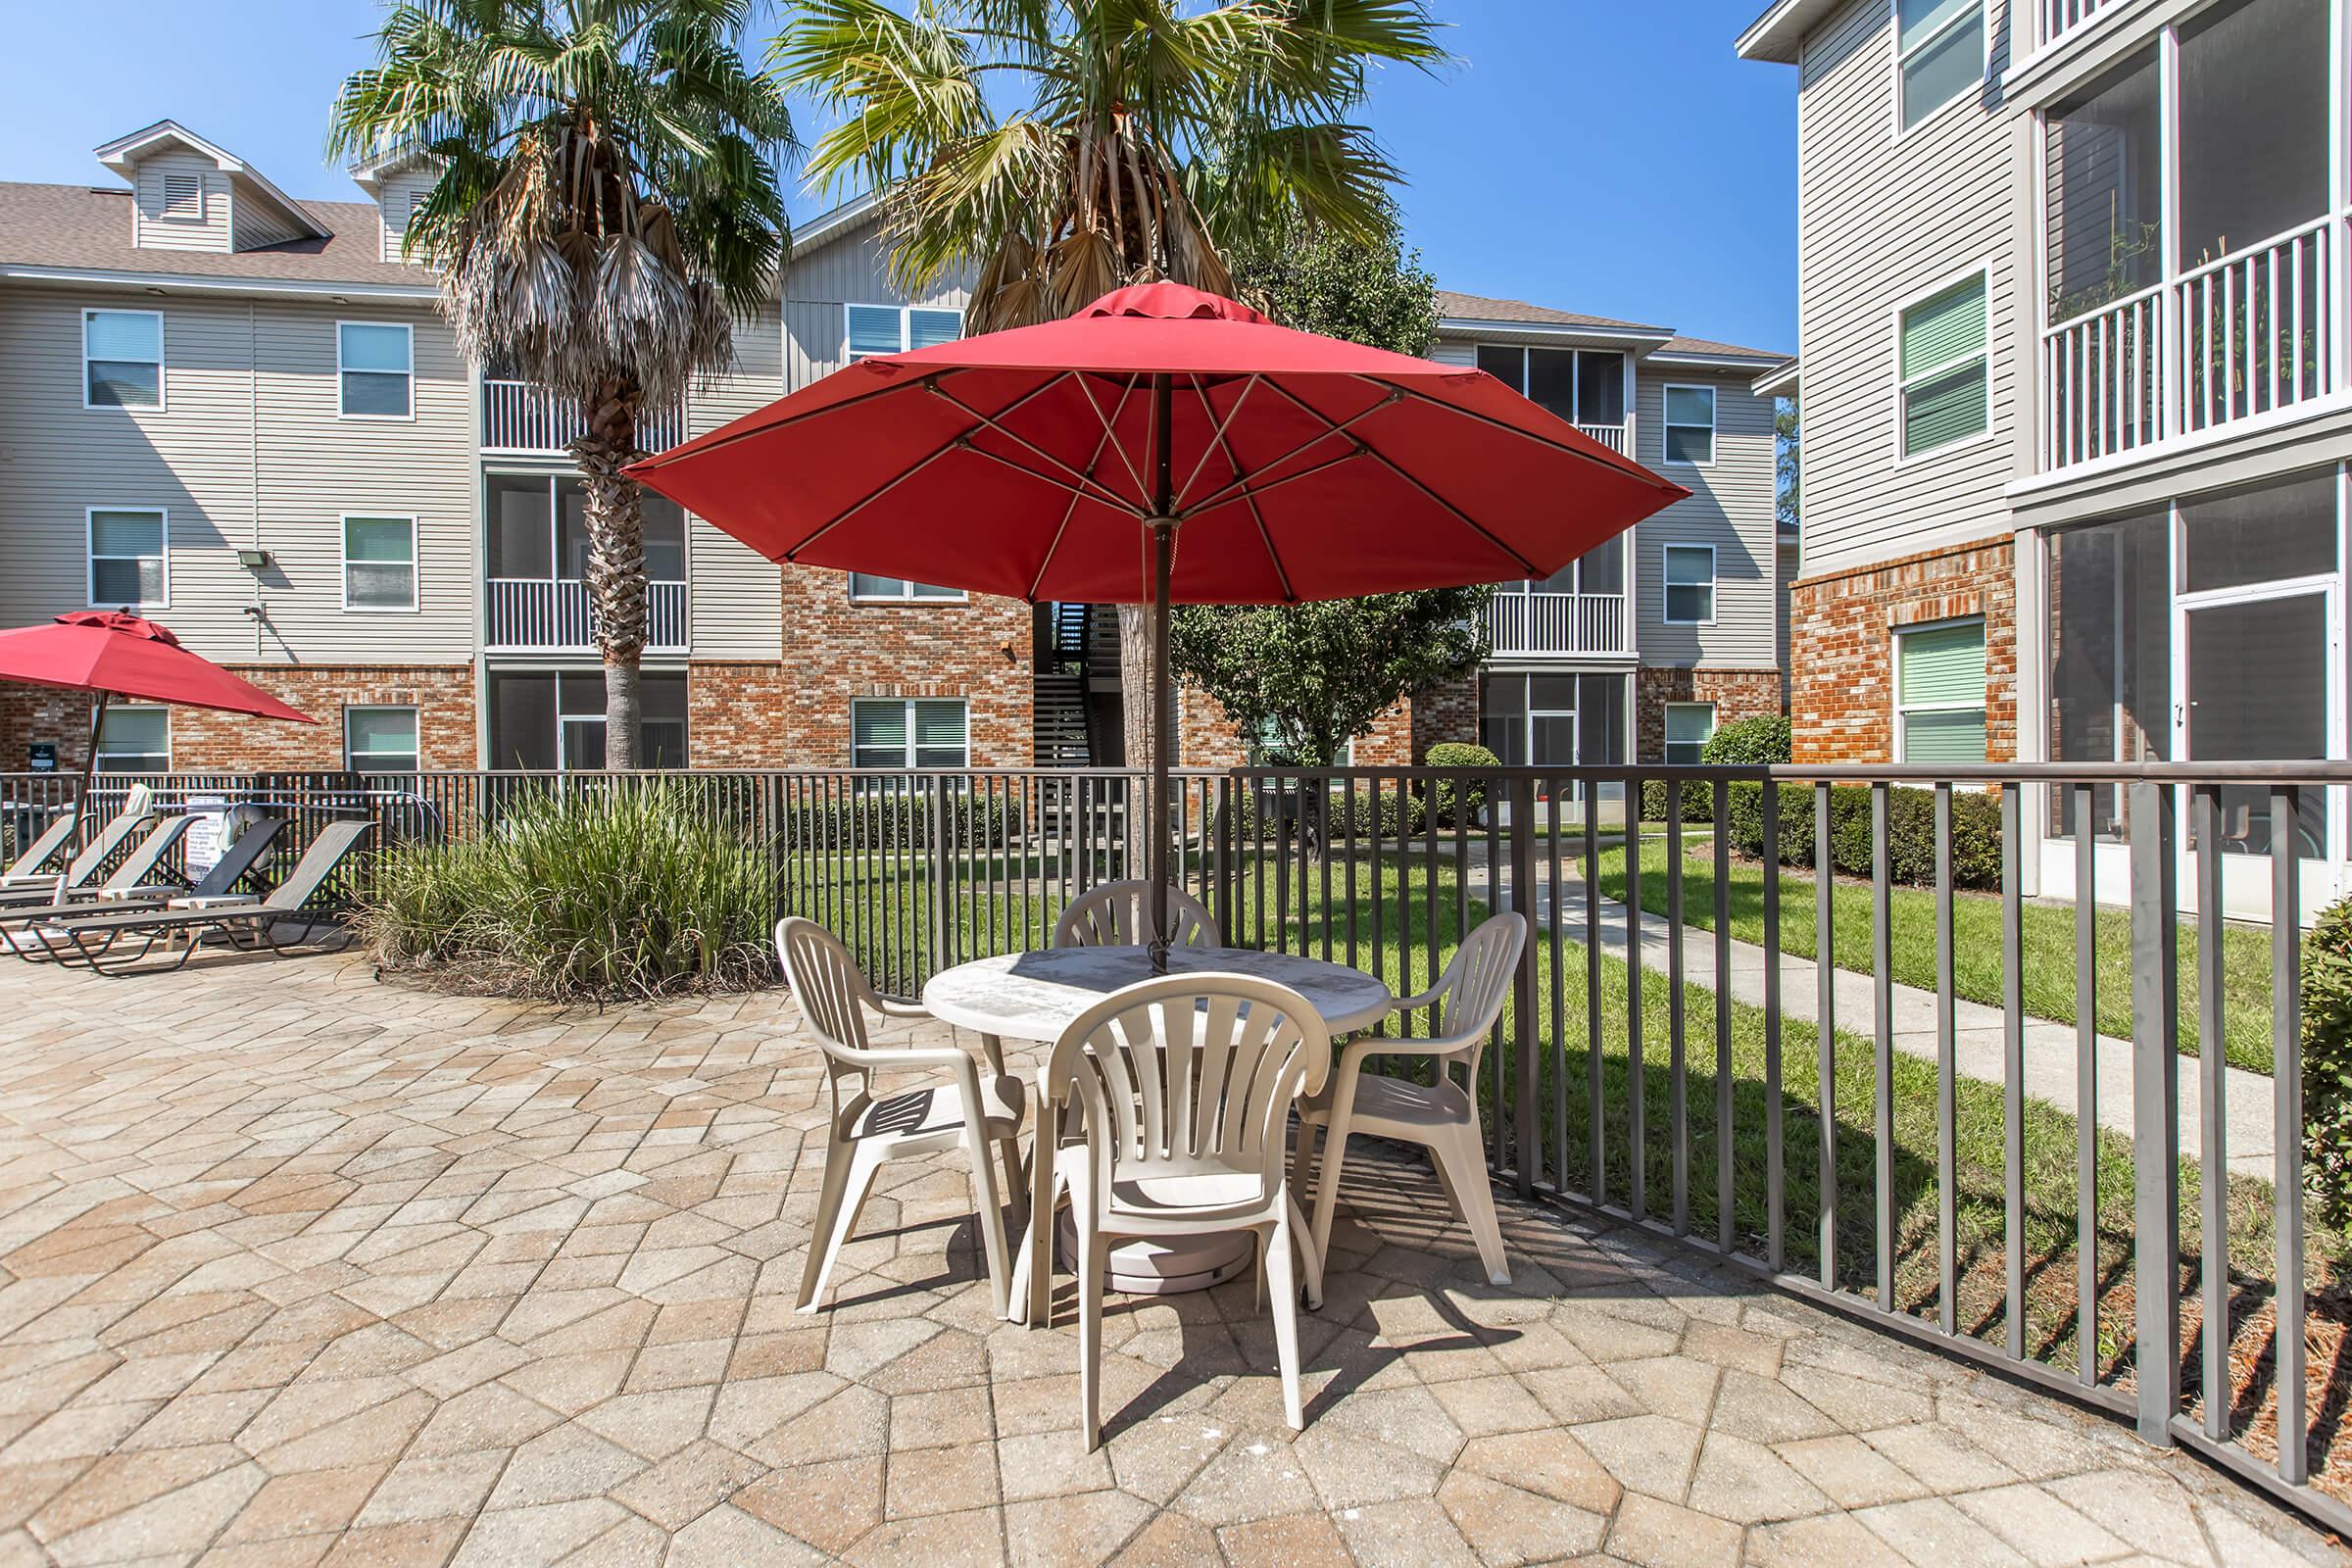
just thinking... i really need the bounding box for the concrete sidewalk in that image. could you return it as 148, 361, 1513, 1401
1466, 857, 2280, 1181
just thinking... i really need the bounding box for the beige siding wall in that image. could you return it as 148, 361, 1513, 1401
231, 197, 305, 253
131, 153, 229, 253
376, 168, 438, 264
1634, 368, 1782, 667
0, 285, 475, 666
684, 302, 785, 658
1793, 0, 2021, 579
782, 219, 973, 393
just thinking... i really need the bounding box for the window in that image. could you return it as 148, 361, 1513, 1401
1896, 0, 1984, 131
1479, 673, 1626, 770
343, 515, 417, 611
84, 310, 163, 409
338, 322, 413, 418
346, 708, 420, 773
849, 574, 965, 603
1663, 544, 1715, 624
852, 698, 969, 768
1661, 384, 1715, 466
1475, 345, 1627, 427
1895, 618, 1987, 762
161, 173, 203, 220
93, 707, 168, 773
1663, 704, 1716, 765
1897, 270, 1989, 457
486, 670, 687, 769
88, 509, 167, 608
846, 304, 964, 362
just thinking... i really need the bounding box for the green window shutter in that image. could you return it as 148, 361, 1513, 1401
1903, 710, 1989, 762
1901, 275, 1985, 379
1904, 362, 1988, 453
1898, 621, 1985, 706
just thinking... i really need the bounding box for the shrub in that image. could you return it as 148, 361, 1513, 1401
359, 781, 774, 1001
1719, 780, 2003, 891
1424, 742, 1499, 825
2304, 893, 2352, 1228
1703, 714, 1792, 766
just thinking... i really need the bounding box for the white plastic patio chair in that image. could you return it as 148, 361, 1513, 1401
1291, 911, 1527, 1304
1053, 878, 1221, 949
775, 917, 1027, 1317
1040, 973, 1330, 1446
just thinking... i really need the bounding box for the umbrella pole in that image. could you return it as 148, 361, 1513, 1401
74, 690, 107, 847
1148, 518, 1175, 977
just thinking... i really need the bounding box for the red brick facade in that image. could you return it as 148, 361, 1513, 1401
1787, 535, 2017, 766
0, 666, 477, 773
685, 662, 795, 767
1176, 680, 1468, 769
773, 568, 1036, 767
1634, 666, 1786, 760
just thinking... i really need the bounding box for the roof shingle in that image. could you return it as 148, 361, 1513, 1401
0, 183, 426, 289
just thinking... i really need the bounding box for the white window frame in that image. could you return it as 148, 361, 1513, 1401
844, 303, 966, 362
1892, 614, 1989, 762
82, 308, 165, 412
1663, 702, 1717, 765
850, 696, 970, 769
160, 173, 204, 222
340, 513, 419, 612
1660, 383, 1717, 467
345, 706, 421, 773
86, 506, 169, 610
1892, 0, 1989, 140
1891, 263, 1995, 464
1662, 543, 1717, 626
847, 574, 967, 605
92, 704, 170, 773
336, 319, 415, 421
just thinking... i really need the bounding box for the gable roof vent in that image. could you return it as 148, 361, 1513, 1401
161, 173, 202, 220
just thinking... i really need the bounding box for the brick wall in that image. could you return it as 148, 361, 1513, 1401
0, 665, 478, 772
776, 567, 1035, 767
1634, 666, 1786, 760
686, 662, 794, 767
1788, 535, 2016, 766
1175, 680, 1468, 768
1410, 674, 1480, 759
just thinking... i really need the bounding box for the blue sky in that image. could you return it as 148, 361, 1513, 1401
0, 1, 1796, 351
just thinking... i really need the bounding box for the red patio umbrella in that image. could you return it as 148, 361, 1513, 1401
0, 611, 316, 817
628, 282, 1689, 965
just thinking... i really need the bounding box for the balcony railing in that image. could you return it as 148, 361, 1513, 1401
2038, 0, 2124, 51
2040, 217, 2337, 473
1575, 421, 1629, 456
485, 578, 687, 652
482, 380, 687, 455
1484, 591, 1631, 657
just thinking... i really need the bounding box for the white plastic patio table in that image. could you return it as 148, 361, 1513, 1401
921, 944, 1393, 1321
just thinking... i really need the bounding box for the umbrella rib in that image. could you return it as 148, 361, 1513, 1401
1173, 389, 1400, 520
1028, 382, 1142, 604
1074, 372, 1149, 504
1356, 374, 1665, 479
929, 378, 1141, 515
1178, 444, 1368, 520
634, 366, 961, 468
1172, 374, 1261, 513
1184, 377, 1295, 603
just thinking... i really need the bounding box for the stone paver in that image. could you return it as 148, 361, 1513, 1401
0, 951, 2335, 1565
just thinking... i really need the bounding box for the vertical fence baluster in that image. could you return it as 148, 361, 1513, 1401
1488, 787, 1505, 1166
1425, 774, 1441, 1032
2077, 782, 2099, 1385
1714, 780, 1734, 1254
2130, 779, 2181, 1446
1873, 782, 1895, 1312
1669, 804, 1689, 1236
1816, 781, 1836, 1289
1582, 779, 1600, 1204
2274, 787, 2307, 1484
2002, 782, 2026, 1360
2196, 784, 2229, 1441
1510, 775, 1539, 1197
1627, 773, 1645, 1223
1763, 779, 1784, 1273
1936, 782, 1957, 1334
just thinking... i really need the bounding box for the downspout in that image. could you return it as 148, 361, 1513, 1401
249, 300, 264, 660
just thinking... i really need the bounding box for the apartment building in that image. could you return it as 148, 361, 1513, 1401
1739, 0, 2336, 915
0, 119, 1787, 780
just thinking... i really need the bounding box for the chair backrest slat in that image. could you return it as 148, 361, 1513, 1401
774, 918, 885, 1090
99, 815, 193, 892
4, 811, 77, 879
261, 818, 374, 909
1427, 913, 1528, 1077
61, 785, 156, 888
1054, 879, 1221, 950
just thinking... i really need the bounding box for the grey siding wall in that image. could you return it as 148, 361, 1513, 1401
1793, 0, 2021, 579
782, 218, 973, 393
231, 197, 305, 253
375, 168, 438, 264
0, 286, 475, 665
1634, 368, 1782, 667
684, 301, 785, 657
131, 153, 229, 253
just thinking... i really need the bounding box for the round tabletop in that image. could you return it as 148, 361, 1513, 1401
922, 944, 1395, 1043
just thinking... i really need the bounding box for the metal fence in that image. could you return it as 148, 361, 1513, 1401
0, 759, 2346, 1530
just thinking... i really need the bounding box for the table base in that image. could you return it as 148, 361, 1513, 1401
1053, 1209, 1254, 1295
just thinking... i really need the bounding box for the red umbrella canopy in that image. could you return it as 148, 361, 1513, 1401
0, 612, 315, 724
627, 283, 1690, 605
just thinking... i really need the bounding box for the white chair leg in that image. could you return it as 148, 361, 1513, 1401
1288, 1116, 1320, 1210
1264, 1215, 1304, 1431
1077, 1224, 1109, 1450
1305, 1106, 1353, 1310
799, 1135, 884, 1312
960, 1125, 1013, 1319
1433, 1123, 1510, 1287
998, 1136, 1027, 1228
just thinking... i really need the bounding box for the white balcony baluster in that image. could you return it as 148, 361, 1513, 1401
1574, 422, 1630, 456
2041, 0, 2120, 50
487, 578, 688, 652
1483, 591, 1630, 657
482, 381, 687, 455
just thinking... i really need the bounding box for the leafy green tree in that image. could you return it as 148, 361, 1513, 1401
1170, 206, 1485, 766
1775, 394, 1799, 531
774, 0, 1446, 764
329, 0, 795, 767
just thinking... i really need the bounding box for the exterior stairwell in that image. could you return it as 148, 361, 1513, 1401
1033, 602, 1095, 766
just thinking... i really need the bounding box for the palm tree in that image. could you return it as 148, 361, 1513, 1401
329, 0, 795, 768
774, 0, 1445, 765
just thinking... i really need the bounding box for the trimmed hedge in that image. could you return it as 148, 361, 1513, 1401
1641, 712, 1794, 823
1222, 781, 1425, 845
1424, 742, 1499, 825
781, 792, 1020, 851
2304, 893, 2352, 1228
1720, 780, 2003, 891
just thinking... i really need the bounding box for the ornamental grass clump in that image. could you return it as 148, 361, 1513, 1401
361, 781, 773, 1002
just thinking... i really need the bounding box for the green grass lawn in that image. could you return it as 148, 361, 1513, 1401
1593, 837, 2281, 1076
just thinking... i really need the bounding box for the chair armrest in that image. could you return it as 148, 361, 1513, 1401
167, 893, 262, 911
1390, 985, 1447, 1015
872, 997, 932, 1021
96, 885, 182, 903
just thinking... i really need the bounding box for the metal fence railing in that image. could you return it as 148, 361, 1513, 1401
1, 760, 2347, 1530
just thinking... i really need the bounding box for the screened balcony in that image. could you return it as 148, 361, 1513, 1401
484, 472, 688, 653
1482, 535, 1634, 657
481, 378, 687, 455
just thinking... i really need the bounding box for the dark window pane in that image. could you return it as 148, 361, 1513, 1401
1525, 349, 1577, 421
2047, 510, 2171, 842
489, 673, 558, 770
1575, 535, 1625, 596
1529, 674, 1579, 711
87, 362, 160, 407
2186, 591, 2328, 854
1475, 345, 1525, 391
1577, 351, 1626, 425
488, 476, 553, 578
2045, 50, 2162, 322
342, 369, 410, 417
558, 480, 591, 580
2180, 468, 2337, 593
2178, 0, 2328, 271
1578, 674, 1626, 763
643, 496, 687, 583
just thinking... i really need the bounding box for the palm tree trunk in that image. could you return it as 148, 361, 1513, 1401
1117, 602, 1154, 867
574, 380, 649, 771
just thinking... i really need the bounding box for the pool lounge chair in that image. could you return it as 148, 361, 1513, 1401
0, 813, 192, 911
0, 815, 287, 945
0, 810, 78, 884
14, 817, 374, 975
0, 785, 153, 899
